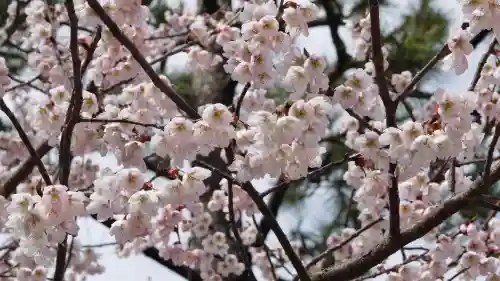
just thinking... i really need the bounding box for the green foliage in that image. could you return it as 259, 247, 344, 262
266, 87, 289, 104
168, 72, 199, 105
385, 0, 448, 73
149, 0, 170, 26
0, 0, 12, 27
346, 0, 389, 16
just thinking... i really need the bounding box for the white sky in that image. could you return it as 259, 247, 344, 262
12, 0, 493, 281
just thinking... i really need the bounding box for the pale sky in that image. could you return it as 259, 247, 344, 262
15, 0, 493, 281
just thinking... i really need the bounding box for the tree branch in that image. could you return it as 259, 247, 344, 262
0, 100, 52, 186
194, 160, 312, 281
303, 218, 383, 272
1, 141, 52, 196
368, 0, 399, 238
311, 161, 500, 281
397, 27, 491, 102
54, 0, 82, 279
86, 0, 200, 119
320, 0, 349, 84
469, 37, 497, 92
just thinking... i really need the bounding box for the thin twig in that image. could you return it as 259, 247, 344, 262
148, 41, 198, 65
343, 189, 356, 227
468, 38, 497, 92
5, 75, 41, 92
484, 123, 500, 177
401, 99, 416, 121
260, 153, 355, 198
456, 155, 500, 167
251, 215, 279, 280
396, 47, 449, 102
344, 109, 382, 134
81, 26, 102, 75
474, 197, 500, 212
450, 158, 457, 194
352, 251, 429, 281
78, 117, 163, 129
81, 242, 117, 248
146, 31, 189, 41
235, 83, 251, 120
447, 267, 469, 281
193, 160, 312, 281
303, 218, 383, 271
8, 74, 46, 93
87, 0, 200, 119
227, 179, 257, 281
242, 181, 311, 281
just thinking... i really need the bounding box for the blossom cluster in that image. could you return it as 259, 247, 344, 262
1, 0, 500, 281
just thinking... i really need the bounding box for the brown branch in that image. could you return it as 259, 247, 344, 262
81, 26, 102, 75
397, 27, 491, 102
227, 180, 257, 281
368, 0, 399, 238
260, 153, 354, 198
352, 251, 429, 281
484, 123, 500, 177
0, 101, 52, 186
320, 0, 348, 83
8, 74, 46, 93
1, 141, 52, 196
1, 0, 27, 46
467, 37, 497, 91
474, 197, 500, 213
54, 1, 82, 279
396, 47, 449, 102
457, 155, 500, 167
241, 181, 312, 281
368, 1, 391, 108
145, 31, 189, 41
401, 100, 416, 121
256, 177, 288, 248
5, 75, 41, 92
344, 109, 382, 134
234, 83, 251, 120
148, 41, 198, 65
86, 0, 200, 119
193, 160, 312, 281
81, 242, 117, 248
447, 267, 469, 281
303, 218, 383, 272
469, 38, 497, 91
78, 117, 163, 129
311, 161, 500, 281
60, 0, 83, 187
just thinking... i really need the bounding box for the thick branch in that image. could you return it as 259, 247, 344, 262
1, 141, 52, 196
194, 160, 312, 281
311, 162, 500, 281
54, 0, 82, 280
368, 0, 399, 237
0, 100, 52, 186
